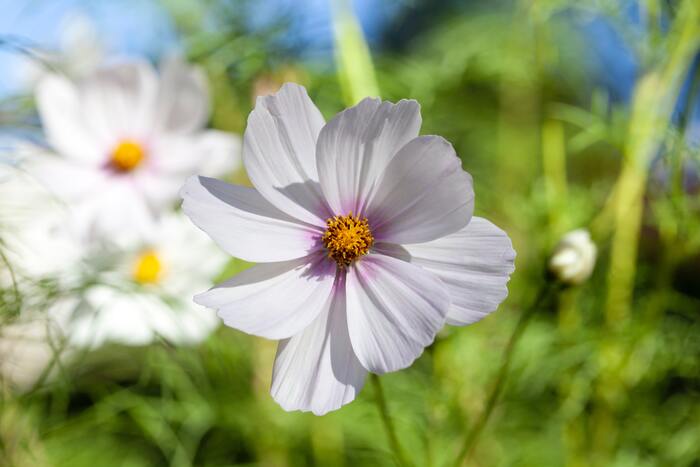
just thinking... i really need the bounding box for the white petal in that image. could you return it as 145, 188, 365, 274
367, 136, 474, 245
154, 56, 209, 134
180, 176, 322, 262
271, 276, 367, 415
35, 74, 104, 163
316, 98, 421, 214
195, 130, 242, 177
195, 255, 336, 340
81, 60, 159, 142
402, 217, 516, 325
243, 83, 328, 226
27, 152, 106, 201
67, 180, 156, 246
147, 130, 241, 178
346, 253, 450, 373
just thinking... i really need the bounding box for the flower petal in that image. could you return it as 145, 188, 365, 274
243, 83, 328, 226
81, 60, 159, 143
195, 255, 336, 340
154, 56, 209, 134
147, 130, 241, 178
367, 136, 474, 245
35, 74, 104, 163
346, 253, 450, 373
181, 176, 322, 262
68, 180, 156, 246
402, 217, 516, 325
316, 98, 421, 215
271, 275, 367, 415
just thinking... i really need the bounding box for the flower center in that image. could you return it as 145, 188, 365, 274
110, 140, 145, 172
132, 250, 162, 284
322, 212, 374, 268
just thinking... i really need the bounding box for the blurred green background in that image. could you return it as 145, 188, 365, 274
2, 0, 700, 466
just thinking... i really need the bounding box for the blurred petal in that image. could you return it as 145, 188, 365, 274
35, 74, 104, 163
346, 253, 449, 373
28, 151, 106, 201
68, 180, 156, 246
196, 130, 242, 177
367, 136, 474, 245
195, 255, 336, 340
148, 130, 241, 178
403, 217, 515, 325
181, 176, 322, 262
316, 98, 421, 215
155, 56, 209, 134
271, 276, 367, 415
81, 60, 159, 141
243, 83, 328, 226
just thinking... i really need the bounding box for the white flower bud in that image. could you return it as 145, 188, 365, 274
549, 229, 597, 285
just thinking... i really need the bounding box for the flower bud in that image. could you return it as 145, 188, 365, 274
548, 229, 597, 285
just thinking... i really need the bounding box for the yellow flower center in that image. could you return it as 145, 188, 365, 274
110, 140, 145, 172
322, 213, 374, 268
132, 250, 162, 284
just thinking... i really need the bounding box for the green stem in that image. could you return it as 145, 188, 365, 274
452, 284, 556, 467
371, 374, 412, 467
605, 0, 700, 327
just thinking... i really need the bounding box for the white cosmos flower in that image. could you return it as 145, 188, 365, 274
31, 57, 241, 244
181, 83, 516, 415
63, 212, 228, 348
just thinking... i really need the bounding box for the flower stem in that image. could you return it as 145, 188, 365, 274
371, 373, 412, 467
452, 284, 556, 467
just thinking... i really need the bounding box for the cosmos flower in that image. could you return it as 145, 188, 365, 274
181, 83, 515, 415
549, 229, 597, 285
62, 212, 228, 347
31, 57, 241, 244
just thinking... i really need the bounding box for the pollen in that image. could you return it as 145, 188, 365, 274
110, 140, 145, 172
132, 250, 162, 284
322, 212, 374, 268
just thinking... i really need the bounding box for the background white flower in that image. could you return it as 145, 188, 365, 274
31, 57, 241, 244
182, 83, 515, 415
61, 212, 229, 348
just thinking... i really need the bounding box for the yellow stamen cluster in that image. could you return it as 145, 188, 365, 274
110, 140, 145, 172
132, 250, 163, 284
322, 213, 374, 268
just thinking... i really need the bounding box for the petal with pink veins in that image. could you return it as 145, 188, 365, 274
367, 136, 474, 245
271, 275, 367, 415
195, 254, 336, 340
346, 253, 450, 373
243, 83, 329, 226
181, 176, 322, 262
402, 217, 516, 325
316, 97, 421, 215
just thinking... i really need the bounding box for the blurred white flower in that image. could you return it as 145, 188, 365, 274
549, 229, 597, 285
31, 57, 241, 245
181, 83, 515, 415
62, 212, 228, 347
